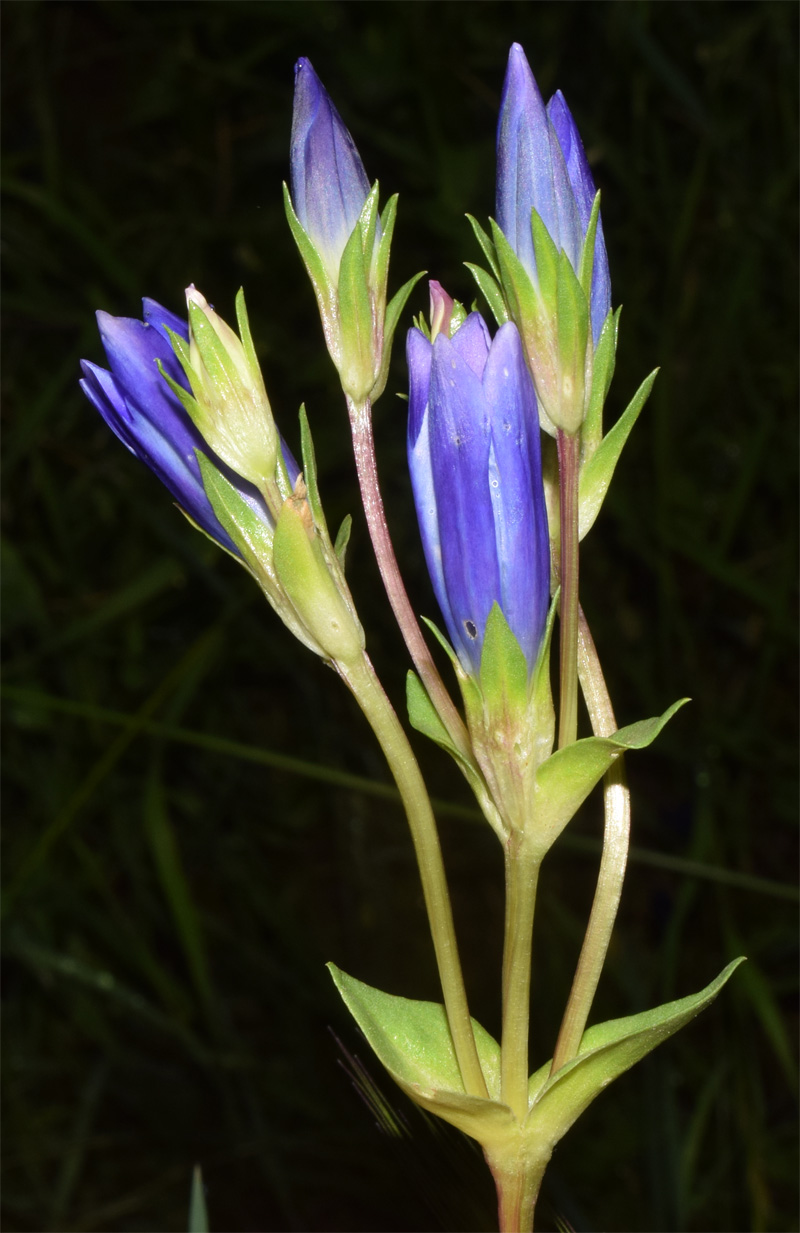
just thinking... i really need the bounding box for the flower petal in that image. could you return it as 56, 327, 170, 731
481, 324, 549, 665
547, 90, 611, 339
428, 333, 500, 673
290, 57, 372, 280
449, 311, 492, 379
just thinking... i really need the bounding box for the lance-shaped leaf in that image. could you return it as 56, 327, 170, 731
328, 964, 515, 1142
526, 958, 745, 1141
531, 698, 688, 857
579, 367, 659, 541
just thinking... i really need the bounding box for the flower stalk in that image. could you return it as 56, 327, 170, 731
339, 649, 488, 1099
500, 833, 541, 1122
347, 394, 473, 760
551, 608, 630, 1072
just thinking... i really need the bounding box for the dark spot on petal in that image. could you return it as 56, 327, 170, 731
464, 620, 478, 639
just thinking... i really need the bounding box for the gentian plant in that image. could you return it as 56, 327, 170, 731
82, 47, 743, 1232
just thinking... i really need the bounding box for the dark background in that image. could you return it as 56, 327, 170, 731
3, 3, 797, 1231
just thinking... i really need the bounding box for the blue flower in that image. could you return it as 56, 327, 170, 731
80, 300, 297, 554
290, 57, 374, 283
497, 43, 610, 344
407, 311, 550, 676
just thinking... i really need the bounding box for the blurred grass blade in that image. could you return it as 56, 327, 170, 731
189, 1165, 209, 1233
144, 769, 215, 1012
3, 630, 220, 918
5, 684, 799, 903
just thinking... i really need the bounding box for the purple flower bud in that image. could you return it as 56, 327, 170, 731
497, 43, 610, 343
290, 57, 373, 281
80, 301, 299, 553
407, 311, 550, 676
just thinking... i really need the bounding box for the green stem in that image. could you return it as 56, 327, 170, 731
346, 396, 472, 761
485, 1142, 550, 1233
556, 429, 580, 750
550, 609, 630, 1073
339, 651, 488, 1099
500, 832, 541, 1122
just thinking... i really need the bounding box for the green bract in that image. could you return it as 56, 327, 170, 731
328, 957, 745, 1154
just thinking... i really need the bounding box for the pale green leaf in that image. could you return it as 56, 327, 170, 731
328, 964, 513, 1141
527, 958, 746, 1143
532, 699, 688, 856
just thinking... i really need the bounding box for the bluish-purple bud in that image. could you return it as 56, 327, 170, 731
80, 301, 298, 553
497, 43, 610, 343
290, 57, 373, 282
407, 309, 550, 676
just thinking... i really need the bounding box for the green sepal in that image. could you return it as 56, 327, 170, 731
531, 698, 689, 857
186, 296, 241, 395
374, 190, 397, 303
333, 515, 352, 567
328, 964, 513, 1142
157, 359, 203, 428
529, 590, 559, 766
372, 268, 426, 402
479, 603, 529, 718
273, 498, 364, 665
465, 262, 510, 327
466, 214, 501, 282
579, 366, 659, 541
165, 327, 199, 390
234, 288, 260, 388
577, 191, 601, 305
406, 670, 462, 760
338, 195, 377, 398
298, 404, 329, 539
527, 958, 745, 1140
282, 182, 337, 326
529, 207, 560, 307
358, 181, 381, 267
420, 614, 462, 672
490, 218, 540, 327
417, 615, 482, 747
555, 249, 590, 432
197, 451, 274, 570
581, 306, 620, 458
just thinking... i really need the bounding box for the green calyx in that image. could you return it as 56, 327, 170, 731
196, 402, 364, 668
284, 179, 422, 404
163, 288, 279, 497
273, 486, 364, 666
